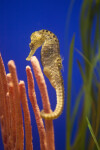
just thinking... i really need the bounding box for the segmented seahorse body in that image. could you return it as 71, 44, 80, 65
26, 29, 64, 120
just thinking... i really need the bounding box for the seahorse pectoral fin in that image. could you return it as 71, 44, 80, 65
26, 49, 36, 61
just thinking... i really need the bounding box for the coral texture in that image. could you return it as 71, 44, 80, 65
0, 54, 55, 150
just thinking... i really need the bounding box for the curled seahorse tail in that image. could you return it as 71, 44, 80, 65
40, 85, 64, 120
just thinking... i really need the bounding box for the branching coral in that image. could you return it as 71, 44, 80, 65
0, 53, 55, 150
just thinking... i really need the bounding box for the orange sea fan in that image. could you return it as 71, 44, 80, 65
0, 53, 55, 150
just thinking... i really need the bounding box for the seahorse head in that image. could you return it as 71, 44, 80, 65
26, 31, 45, 61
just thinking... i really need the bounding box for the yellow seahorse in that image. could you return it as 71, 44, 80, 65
26, 29, 64, 120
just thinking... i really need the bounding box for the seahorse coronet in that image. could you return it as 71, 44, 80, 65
26, 29, 64, 120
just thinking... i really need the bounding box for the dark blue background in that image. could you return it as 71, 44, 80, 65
0, 0, 83, 149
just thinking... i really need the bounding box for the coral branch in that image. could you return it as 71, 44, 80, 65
26, 66, 47, 150
6, 73, 16, 149
0, 54, 10, 149
31, 57, 51, 112
8, 60, 24, 150
31, 56, 55, 150
19, 80, 33, 150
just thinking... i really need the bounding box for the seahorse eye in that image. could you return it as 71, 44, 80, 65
29, 43, 34, 49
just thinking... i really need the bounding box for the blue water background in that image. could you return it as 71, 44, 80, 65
0, 0, 83, 149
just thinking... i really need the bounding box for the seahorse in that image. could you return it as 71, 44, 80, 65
26, 29, 64, 120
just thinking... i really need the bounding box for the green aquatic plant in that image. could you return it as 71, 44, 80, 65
66, 35, 75, 150
86, 117, 100, 150
66, 0, 100, 149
